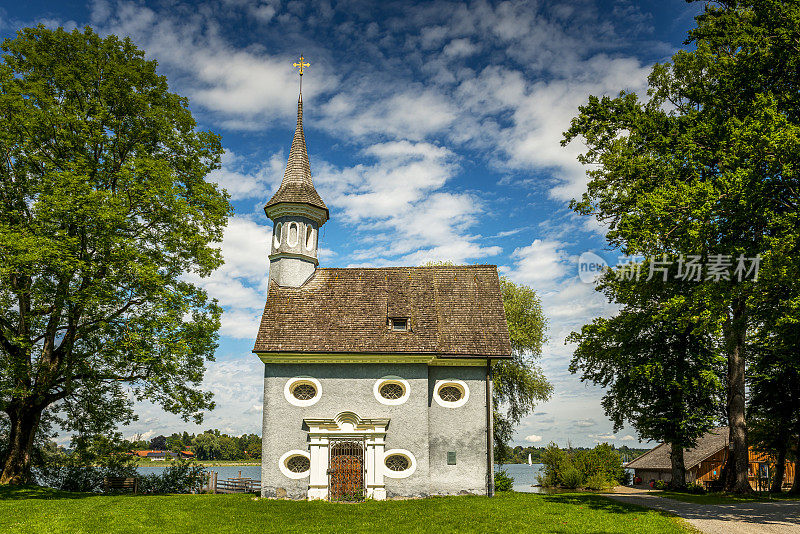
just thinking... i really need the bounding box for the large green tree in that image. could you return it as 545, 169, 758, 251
569, 265, 723, 489
0, 26, 232, 484
563, 0, 800, 492
493, 277, 552, 461
748, 236, 800, 494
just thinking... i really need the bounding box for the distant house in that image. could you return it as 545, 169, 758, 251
626, 427, 796, 490
131, 450, 195, 461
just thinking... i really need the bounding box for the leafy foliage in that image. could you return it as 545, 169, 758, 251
138, 460, 206, 494
494, 468, 514, 492
494, 278, 552, 460
36, 434, 138, 492
538, 443, 625, 489
0, 25, 231, 483
560, 467, 583, 490
129, 430, 262, 461
568, 267, 723, 488
562, 0, 800, 493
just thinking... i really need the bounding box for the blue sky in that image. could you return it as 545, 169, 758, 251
1, 0, 704, 447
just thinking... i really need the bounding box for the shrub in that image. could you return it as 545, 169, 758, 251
561, 466, 583, 489
536, 470, 558, 488
138, 460, 207, 494
653, 480, 667, 490
585, 473, 609, 491
539, 443, 571, 487
686, 482, 706, 494
573, 443, 625, 486
37, 434, 138, 492
494, 469, 514, 492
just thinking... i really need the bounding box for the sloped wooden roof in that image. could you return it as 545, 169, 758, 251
264, 94, 328, 216
626, 427, 729, 471
253, 265, 512, 357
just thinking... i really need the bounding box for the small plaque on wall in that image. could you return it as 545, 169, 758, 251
447, 451, 456, 465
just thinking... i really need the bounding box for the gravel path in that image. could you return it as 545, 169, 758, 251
603, 493, 800, 534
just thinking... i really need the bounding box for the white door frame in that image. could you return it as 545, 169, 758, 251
304, 411, 389, 500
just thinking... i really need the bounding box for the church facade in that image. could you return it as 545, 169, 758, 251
254, 88, 512, 500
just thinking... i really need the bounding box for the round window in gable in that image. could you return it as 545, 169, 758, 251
284, 377, 322, 407
434, 380, 470, 408
383, 449, 416, 478
373, 377, 410, 406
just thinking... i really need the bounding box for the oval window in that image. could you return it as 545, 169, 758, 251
385, 454, 410, 472
383, 449, 417, 478
286, 455, 310, 473
291, 383, 317, 400
305, 226, 314, 250
380, 382, 404, 400
373, 377, 410, 406
284, 377, 321, 407
438, 385, 463, 402
288, 222, 298, 247
273, 223, 283, 249
434, 380, 469, 408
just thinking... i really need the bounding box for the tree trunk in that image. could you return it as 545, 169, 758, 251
770, 447, 786, 494
0, 400, 43, 485
669, 441, 687, 490
790, 437, 800, 495
723, 300, 752, 494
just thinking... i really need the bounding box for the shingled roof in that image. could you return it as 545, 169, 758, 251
626, 427, 729, 471
253, 265, 512, 358
264, 94, 328, 217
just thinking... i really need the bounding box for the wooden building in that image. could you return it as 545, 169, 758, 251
626, 427, 796, 490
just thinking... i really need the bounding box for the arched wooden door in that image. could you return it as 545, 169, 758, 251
328, 439, 365, 501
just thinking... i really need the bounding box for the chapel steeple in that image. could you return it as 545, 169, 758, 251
264, 56, 328, 287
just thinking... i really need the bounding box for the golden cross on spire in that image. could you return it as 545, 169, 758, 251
293, 55, 310, 76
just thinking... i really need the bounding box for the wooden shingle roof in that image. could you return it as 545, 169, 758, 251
264, 94, 328, 217
253, 265, 512, 358
626, 427, 729, 471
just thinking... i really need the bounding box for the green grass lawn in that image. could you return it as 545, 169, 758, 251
658, 490, 800, 505
0, 485, 692, 534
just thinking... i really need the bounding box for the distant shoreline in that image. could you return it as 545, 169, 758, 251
136, 460, 261, 466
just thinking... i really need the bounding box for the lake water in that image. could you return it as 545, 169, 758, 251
137, 464, 262, 480
138, 462, 544, 492
495, 463, 544, 493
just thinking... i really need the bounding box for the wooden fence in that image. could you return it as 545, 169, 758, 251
204, 471, 261, 494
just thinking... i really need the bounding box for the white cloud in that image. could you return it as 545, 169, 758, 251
507, 239, 570, 288
207, 150, 284, 201
316, 141, 500, 265
184, 216, 270, 339
443, 38, 478, 58
591, 433, 617, 440
574, 418, 597, 428
525, 434, 543, 443
93, 1, 339, 129
621, 435, 636, 441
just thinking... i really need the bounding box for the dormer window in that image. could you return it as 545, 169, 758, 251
390, 318, 409, 332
